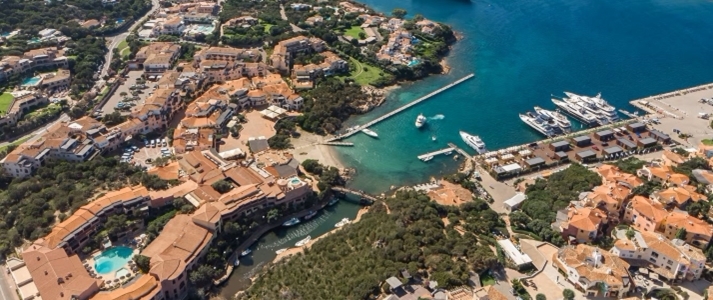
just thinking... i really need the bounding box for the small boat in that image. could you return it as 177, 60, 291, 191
327, 197, 339, 206
275, 248, 287, 254
335, 218, 351, 228
240, 248, 251, 257
295, 236, 311, 247
361, 128, 378, 138
421, 155, 433, 162
415, 114, 427, 128
304, 210, 318, 220
282, 217, 300, 227
431, 136, 437, 141
233, 258, 240, 267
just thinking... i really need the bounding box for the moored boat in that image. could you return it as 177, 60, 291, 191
335, 218, 351, 228
233, 257, 240, 267
534, 106, 572, 133
551, 98, 599, 126
519, 112, 557, 137
459, 131, 487, 154
304, 210, 318, 220
415, 114, 427, 128
282, 217, 300, 227
361, 128, 378, 138
240, 248, 251, 257
295, 236, 311, 247
275, 248, 288, 254
327, 197, 339, 206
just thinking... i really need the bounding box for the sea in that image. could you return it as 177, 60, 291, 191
221, 0, 713, 296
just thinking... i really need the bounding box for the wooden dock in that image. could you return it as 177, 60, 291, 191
447, 142, 473, 160
417, 147, 455, 161
326, 74, 475, 142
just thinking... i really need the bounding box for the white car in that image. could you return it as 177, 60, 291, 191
161, 138, 167, 147
150, 140, 156, 147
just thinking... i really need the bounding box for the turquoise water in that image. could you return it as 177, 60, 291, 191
21, 77, 41, 86
336, 0, 713, 193
94, 246, 133, 274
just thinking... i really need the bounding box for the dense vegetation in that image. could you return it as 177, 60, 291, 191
243, 191, 501, 299
301, 159, 344, 191
295, 79, 368, 134
510, 164, 601, 245
0, 157, 169, 258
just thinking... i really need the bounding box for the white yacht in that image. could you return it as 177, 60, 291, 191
415, 114, 427, 128
240, 248, 252, 257
361, 128, 378, 138
519, 112, 557, 137
565, 92, 616, 113
275, 248, 288, 255
564, 93, 619, 123
459, 131, 487, 154
534, 106, 572, 133
282, 217, 300, 227
335, 218, 351, 228
295, 236, 311, 247
551, 98, 599, 126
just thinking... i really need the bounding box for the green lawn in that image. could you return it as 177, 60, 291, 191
480, 272, 496, 286
702, 139, 713, 146
117, 40, 128, 51
263, 23, 273, 33
121, 47, 131, 59
343, 26, 366, 39
341, 57, 383, 86
0, 92, 14, 113
0, 135, 33, 153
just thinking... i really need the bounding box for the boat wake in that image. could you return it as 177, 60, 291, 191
257, 213, 331, 250
242, 262, 265, 279
429, 114, 445, 120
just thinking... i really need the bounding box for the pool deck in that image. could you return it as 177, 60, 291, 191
82, 247, 141, 289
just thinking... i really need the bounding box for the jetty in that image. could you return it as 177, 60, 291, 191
447, 142, 473, 160
417, 147, 454, 161
326, 73, 475, 142
331, 186, 379, 202
321, 142, 354, 146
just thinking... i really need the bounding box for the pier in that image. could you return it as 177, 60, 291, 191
417, 147, 454, 161
321, 142, 354, 146
326, 73, 475, 141
447, 142, 473, 160
331, 186, 380, 202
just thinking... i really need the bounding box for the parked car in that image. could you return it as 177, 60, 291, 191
592, 146, 599, 151
150, 140, 156, 147
131, 146, 139, 151
161, 138, 167, 147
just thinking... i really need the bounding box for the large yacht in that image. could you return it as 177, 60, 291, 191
459, 131, 487, 154
519, 112, 558, 137
551, 98, 599, 126
564, 92, 619, 123
415, 114, 427, 128
565, 92, 616, 113
534, 106, 572, 133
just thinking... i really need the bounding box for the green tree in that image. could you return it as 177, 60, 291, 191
626, 228, 635, 240
133, 255, 151, 273
687, 200, 711, 218
189, 264, 218, 286
676, 228, 688, 240
536, 294, 546, 300
391, 8, 407, 19
563, 289, 575, 300
211, 180, 232, 194
105, 214, 128, 239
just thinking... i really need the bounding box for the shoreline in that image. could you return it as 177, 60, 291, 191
271, 206, 370, 264
289, 129, 345, 169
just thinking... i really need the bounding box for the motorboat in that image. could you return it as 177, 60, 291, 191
282, 217, 301, 227
421, 155, 434, 162
551, 98, 599, 126
233, 258, 240, 267
534, 106, 572, 133
361, 128, 378, 138
459, 131, 487, 154
304, 210, 318, 220
240, 248, 252, 257
295, 236, 311, 247
335, 218, 351, 228
415, 114, 427, 128
275, 248, 288, 254
327, 197, 339, 206
519, 112, 557, 137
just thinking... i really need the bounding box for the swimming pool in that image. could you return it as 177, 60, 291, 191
289, 178, 301, 185
21, 76, 42, 86
94, 246, 133, 274
195, 24, 215, 34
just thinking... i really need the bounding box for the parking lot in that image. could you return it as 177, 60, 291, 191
100, 71, 152, 115
116, 138, 172, 169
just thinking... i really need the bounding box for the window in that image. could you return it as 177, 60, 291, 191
667, 260, 673, 265
651, 252, 659, 258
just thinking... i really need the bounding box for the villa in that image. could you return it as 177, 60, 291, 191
552, 244, 633, 298
0, 90, 47, 126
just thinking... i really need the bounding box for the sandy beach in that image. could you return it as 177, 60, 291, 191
290, 129, 344, 169
271, 206, 370, 263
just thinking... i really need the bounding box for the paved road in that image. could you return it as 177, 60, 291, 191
100, 0, 162, 78
0, 265, 17, 300
279, 4, 306, 32
0, 113, 70, 149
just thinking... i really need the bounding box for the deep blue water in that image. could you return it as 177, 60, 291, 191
337, 0, 713, 193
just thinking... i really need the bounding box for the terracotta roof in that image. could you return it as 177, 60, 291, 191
613, 239, 636, 251
662, 150, 687, 165
567, 207, 607, 231
630, 196, 668, 222
655, 186, 705, 206
90, 275, 159, 300
21, 245, 98, 300
555, 244, 630, 287
142, 215, 213, 280
665, 211, 713, 237
638, 231, 690, 265
192, 202, 224, 224
596, 164, 643, 187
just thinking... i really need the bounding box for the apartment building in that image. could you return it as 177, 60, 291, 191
558, 206, 608, 244
582, 183, 630, 215
552, 244, 632, 298
652, 185, 705, 209
637, 164, 689, 187
0, 90, 47, 126
269, 36, 326, 72
160, 16, 184, 35
194, 47, 260, 62
134, 43, 182, 75
623, 196, 668, 233
661, 211, 713, 248
1, 117, 102, 177
611, 230, 706, 281
596, 164, 644, 188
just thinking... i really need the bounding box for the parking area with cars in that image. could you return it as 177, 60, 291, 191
99, 71, 153, 115
117, 138, 173, 168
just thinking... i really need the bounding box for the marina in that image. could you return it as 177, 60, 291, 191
417, 147, 455, 161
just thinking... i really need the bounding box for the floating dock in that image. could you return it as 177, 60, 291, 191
326, 74, 475, 141
417, 147, 455, 161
